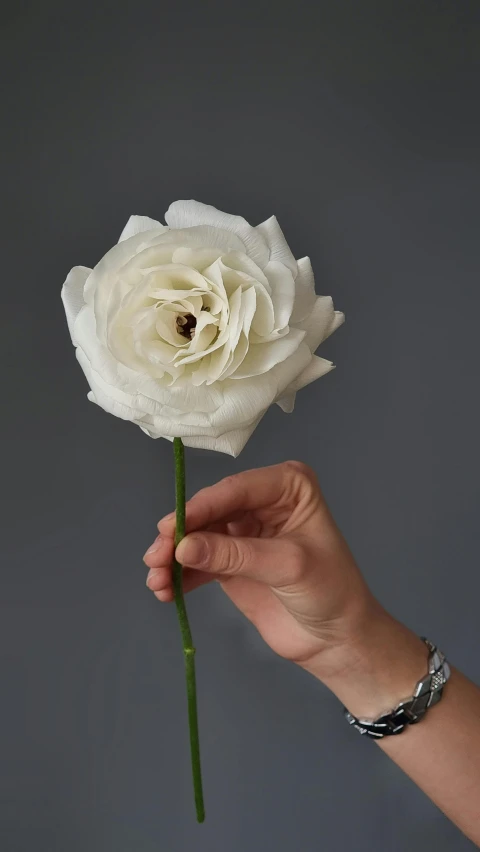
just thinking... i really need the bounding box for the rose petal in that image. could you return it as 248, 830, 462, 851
290, 257, 317, 324
171, 246, 223, 270
202, 286, 243, 381
159, 224, 246, 255
276, 392, 296, 413
61, 266, 91, 340
165, 200, 270, 269
221, 251, 270, 291
118, 215, 166, 242
278, 355, 335, 398
218, 288, 256, 380
84, 229, 171, 333
328, 311, 345, 338
169, 419, 264, 457
256, 216, 297, 275
296, 296, 338, 352
263, 261, 296, 330
230, 327, 305, 380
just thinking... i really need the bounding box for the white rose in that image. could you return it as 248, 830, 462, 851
61, 200, 344, 456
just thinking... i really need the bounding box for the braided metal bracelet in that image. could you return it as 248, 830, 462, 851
344, 638, 451, 739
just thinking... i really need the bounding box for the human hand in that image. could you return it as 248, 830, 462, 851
144, 461, 480, 845
143, 461, 382, 680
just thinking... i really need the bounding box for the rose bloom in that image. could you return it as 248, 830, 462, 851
61, 200, 344, 456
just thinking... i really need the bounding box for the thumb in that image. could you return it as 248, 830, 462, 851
175, 531, 304, 587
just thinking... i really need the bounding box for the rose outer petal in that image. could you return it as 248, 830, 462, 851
61, 266, 91, 338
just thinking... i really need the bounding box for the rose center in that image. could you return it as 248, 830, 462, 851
176, 312, 197, 340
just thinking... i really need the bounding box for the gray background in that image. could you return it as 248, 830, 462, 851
1, 2, 479, 850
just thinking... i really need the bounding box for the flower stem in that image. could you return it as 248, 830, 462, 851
172, 437, 205, 823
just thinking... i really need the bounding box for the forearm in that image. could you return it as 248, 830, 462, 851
306, 611, 480, 846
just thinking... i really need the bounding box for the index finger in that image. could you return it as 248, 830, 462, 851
157, 461, 296, 537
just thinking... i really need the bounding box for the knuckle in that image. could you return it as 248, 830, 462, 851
217, 474, 248, 510
283, 460, 320, 497
191, 534, 210, 567
220, 474, 244, 497
190, 485, 210, 501
227, 537, 252, 575
283, 459, 313, 479
220, 474, 237, 488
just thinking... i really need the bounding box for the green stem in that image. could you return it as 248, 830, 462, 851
172, 438, 205, 823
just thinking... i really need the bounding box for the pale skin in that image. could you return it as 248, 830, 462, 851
143, 461, 480, 846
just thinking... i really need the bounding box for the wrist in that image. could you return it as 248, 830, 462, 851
303, 606, 428, 719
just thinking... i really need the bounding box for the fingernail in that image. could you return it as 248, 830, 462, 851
146, 569, 158, 587
176, 535, 207, 566
144, 535, 162, 556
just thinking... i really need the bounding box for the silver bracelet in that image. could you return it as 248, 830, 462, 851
344, 637, 451, 739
